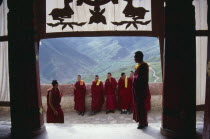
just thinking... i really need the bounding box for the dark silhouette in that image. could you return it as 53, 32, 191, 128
89, 8, 107, 24
112, 20, 151, 30
0, 0, 2, 7
123, 0, 149, 21
132, 51, 151, 129
47, 22, 86, 30
76, 0, 118, 24
112, 0, 151, 30
49, 0, 74, 22
47, 0, 87, 30
77, 0, 118, 6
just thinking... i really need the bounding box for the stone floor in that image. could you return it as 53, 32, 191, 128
0, 107, 205, 139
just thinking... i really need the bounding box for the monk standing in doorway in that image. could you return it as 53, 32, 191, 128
90, 75, 104, 115
47, 80, 64, 123
133, 51, 151, 129
73, 75, 86, 116
118, 73, 130, 114
105, 73, 117, 114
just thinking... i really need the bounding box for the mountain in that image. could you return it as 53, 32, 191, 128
39, 39, 97, 83
39, 37, 162, 84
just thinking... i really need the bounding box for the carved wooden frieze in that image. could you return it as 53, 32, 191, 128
46, 0, 152, 32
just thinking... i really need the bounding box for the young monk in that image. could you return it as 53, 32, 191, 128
47, 80, 64, 123
105, 72, 117, 114
133, 51, 151, 129
128, 71, 134, 114
90, 75, 104, 115
73, 75, 86, 116
118, 73, 131, 114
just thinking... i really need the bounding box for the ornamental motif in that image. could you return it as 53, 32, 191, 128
47, 0, 151, 30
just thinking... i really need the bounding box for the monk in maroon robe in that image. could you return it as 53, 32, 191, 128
105, 72, 117, 114
74, 75, 86, 116
90, 75, 104, 115
133, 51, 151, 129
47, 80, 64, 123
128, 71, 134, 114
118, 73, 131, 114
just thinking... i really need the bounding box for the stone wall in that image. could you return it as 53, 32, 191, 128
41, 83, 163, 112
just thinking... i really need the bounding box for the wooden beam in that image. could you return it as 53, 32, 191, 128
196, 30, 209, 36
0, 101, 10, 106
196, 104, 205, 111
41, 31, 158, 39
0, 36, 8, 42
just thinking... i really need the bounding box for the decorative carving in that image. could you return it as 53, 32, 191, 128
47, 22, 86, 30
89, 8, 106, 24
48, 0, 87, 30
47, 22, 87, 30
123, 0, 149, 20
49, 0, 74, 22
77, 0, 118, 6
47, 0, 151, 30
112, 0, 151, 30
76, 0, 118, 24
112, 20, 151, 29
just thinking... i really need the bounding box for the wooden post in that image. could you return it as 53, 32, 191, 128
203, 0, 210, 138
161, 0, 196, 137
7, 0, 45, 136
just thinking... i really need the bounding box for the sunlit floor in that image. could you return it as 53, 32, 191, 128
0, 107, 204, 139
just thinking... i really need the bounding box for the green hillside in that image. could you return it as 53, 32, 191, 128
39, 37, 162, 84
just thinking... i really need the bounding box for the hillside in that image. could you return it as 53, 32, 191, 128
39, 37, 162, 84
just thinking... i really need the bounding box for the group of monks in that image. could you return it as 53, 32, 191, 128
73, 72, 135, 116
47, 51, 151, 129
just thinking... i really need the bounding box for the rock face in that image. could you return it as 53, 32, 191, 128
41, 83, 163, 112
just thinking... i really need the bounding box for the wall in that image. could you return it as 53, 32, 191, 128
41, 83, 163, 112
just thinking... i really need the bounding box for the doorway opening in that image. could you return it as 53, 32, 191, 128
39, 36, 163, 125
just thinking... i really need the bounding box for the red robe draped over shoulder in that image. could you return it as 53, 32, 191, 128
47, 88, 64, 123
105, 77, 117, 110
74, 81, 86, 112
128, 77, 134, 112
91, 80, 104, 111
118, 77, 131, 110
133, 62, 151, 125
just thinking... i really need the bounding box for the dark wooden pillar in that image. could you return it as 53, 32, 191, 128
203, 0, 210, 138
7, 0, 45, 136
161, 0, 196, 137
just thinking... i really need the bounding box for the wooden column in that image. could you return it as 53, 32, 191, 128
203, 0, 210, 138
7, 0, 45, 136
161, 0, 196, 137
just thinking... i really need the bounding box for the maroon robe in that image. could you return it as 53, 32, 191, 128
118, 77, 131, 110
47, 88, 64, 123
74, 81, 86, 112
133, 62, 151, 125
105, 77, 117, 110
128, 77, 134, 112
91, 80, 104, 111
